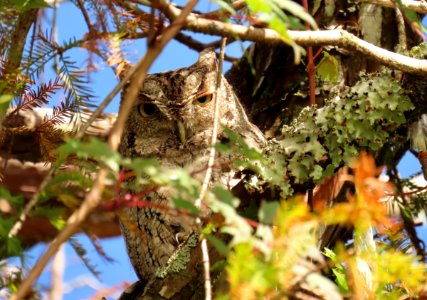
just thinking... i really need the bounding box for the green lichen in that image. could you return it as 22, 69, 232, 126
408, 43, 427, 59
155, 233, 198, 279
276, 70, 414, 185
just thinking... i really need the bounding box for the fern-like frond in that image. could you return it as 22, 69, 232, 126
24, 30, 57, 79
68, 236, 101, 279
87, 233, 114, 263
24, 30, 81, 80
0, 9, 17, 59
57, 54, 95, 130
13, 77, 63, 113
39, 101, 77, 129
36, 126, 65, 161
58, 55, 95, 108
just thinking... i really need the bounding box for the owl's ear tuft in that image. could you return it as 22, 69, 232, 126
198, 48, 217, 67
116, 59, 132, 81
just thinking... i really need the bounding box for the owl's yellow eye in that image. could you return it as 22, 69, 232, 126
138, 103, 158, 117
195, 94, 212, 105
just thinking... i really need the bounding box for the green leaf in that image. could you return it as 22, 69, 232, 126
0, 94, 13, 104
57, 137, 122, 171
316, 52, 339, 82
6, 237, 22, 256
51, 218, 66, 230
3, 0, 51, 10
212, 186, 239, 207
0, 187, 23, 208
0, 94, 13, 117
311, 0, 322, 15
211, 0, 237, 15
165, 169, 200, 198
258, 201, 279, 224
171, 197, 199, 215
273, 0, 318, 29
332, 268, 350, 292
126, 157, 161, 177
205, 234, 229, 255
246, 0, 271, 12
215, 143, 231, 154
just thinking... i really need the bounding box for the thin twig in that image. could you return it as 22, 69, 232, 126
389, 169, 427, 260
174, 32, 237, 62
52, 0, 60, 70
49, 244, 65, 300
76, 0, 96, 33
195, 37, 227, 300
8, 169, 56, 238
395, 6, 407, 51
200, 238, 211, 300
9, 1, 198, 299
195, 39, 226, 207
301, 0, 316, 106
205, 37, 235, 49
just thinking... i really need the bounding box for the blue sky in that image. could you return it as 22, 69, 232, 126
10, 2, 427, 299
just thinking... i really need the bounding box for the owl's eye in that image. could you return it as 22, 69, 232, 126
138, 103, 158, 117
195, 94, 212, 106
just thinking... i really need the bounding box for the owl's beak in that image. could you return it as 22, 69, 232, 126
177, 121, 186, 144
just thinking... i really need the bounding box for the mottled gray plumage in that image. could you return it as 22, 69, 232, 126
119, 49, 264, 294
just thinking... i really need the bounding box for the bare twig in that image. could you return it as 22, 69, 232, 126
49, 244, 65, 300
162, 2, 427, 74
8, 169, 56, 239
76, 0, 96, 33
205, 37, 235, 49
174, 32, 237, 61
5, 9, 38, 72
194, 37, 227, 300
301, 0, 316, 107
390, 169, 427, 260
9, 1, 198, 299
200, 239, 212, 300
362, 0, 427, 14
395, 6, 407, 51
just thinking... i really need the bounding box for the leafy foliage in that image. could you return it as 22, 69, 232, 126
13, 77, 62, 112
245, 0, 317, 62
223, 153, 426, 299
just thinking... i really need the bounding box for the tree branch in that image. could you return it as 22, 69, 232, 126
174, 32, 237, 61
5, 9, 38, 72
160, 2, 427, 74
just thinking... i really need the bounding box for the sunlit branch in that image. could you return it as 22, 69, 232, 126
159, 2, 427, 74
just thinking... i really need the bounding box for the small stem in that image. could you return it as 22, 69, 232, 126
195, 37, 227, 300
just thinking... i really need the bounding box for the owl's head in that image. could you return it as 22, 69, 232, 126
120, 49, 243, 164
138, 48, 219, 131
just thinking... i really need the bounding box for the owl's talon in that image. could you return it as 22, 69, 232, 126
175, 232, 189, 245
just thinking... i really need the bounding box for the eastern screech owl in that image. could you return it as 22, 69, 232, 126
119, 48, 265, 285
